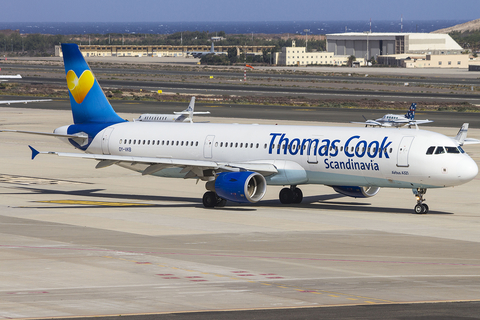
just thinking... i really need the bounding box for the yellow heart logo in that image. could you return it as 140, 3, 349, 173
66, 70, 95, 104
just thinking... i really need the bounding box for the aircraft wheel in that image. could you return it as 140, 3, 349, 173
422, 204, 429, 214
279, 188, 294, 204
216, 198, 227, 207
414, 204, 425, 214
203, 191, 217, 208
292, 187, 303, 204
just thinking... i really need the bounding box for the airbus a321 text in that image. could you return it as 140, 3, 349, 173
3, 44, 479, 214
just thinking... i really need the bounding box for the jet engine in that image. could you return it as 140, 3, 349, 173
331, 186, 380, 198
207, 171, 267, 203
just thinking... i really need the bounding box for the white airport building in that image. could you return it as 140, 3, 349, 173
274, 40, 365, 66
326, 32, 469, 68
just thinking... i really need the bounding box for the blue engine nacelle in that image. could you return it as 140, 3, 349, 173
332, 186, 380, 198
208, 171, 267, 203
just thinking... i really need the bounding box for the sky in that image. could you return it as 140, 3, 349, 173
0, 0, 478, 22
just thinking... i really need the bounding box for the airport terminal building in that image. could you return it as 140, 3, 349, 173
55, 44, 274, 58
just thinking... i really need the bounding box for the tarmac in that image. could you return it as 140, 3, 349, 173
1, 107, 480, 318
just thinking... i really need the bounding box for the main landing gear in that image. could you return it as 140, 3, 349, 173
202, 191, 226, 208
279, 185, 303, 204
413, 188, 429, 214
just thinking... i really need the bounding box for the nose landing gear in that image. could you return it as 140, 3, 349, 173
413, 188, 429, 214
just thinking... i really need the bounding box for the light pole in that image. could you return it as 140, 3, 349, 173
303, 29, 310, 52
363, 31, 370, 64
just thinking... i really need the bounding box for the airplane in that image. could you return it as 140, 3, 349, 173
133, 97, 210, 123
0, 74, 22, 81
0, 99, 52, 105
351, 103, 433, 128
187, 42, 225, 58
4, 44, 479, 215
0, 74, 52, 104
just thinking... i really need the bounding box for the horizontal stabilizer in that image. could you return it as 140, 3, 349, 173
0, 129, 88, 139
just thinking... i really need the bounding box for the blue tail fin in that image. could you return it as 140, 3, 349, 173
61, 43, 125, 125
405, 103, 417, 120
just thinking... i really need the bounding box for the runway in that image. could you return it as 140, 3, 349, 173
18, 76, 480, 105
1, 107, 480, 319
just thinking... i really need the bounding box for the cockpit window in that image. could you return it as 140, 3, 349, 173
434, 146, 445, 155
426, 146, 435, 155
445, 146, 460, 154
458, 146, 465, 153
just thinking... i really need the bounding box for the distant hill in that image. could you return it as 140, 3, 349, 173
432, 18, 480, 34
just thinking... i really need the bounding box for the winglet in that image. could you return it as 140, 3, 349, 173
28, 145, 40, 160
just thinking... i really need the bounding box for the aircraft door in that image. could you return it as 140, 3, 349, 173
203, 135, 215, 159
101, 126, 115, 155
397, 136, 414, 167
307, 142, 318, 164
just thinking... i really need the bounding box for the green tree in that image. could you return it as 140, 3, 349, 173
347, 55, 356, 67
227, 47, 237, 63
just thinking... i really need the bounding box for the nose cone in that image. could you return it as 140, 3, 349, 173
457, 157, 478, 184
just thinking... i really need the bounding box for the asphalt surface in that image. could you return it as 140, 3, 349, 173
2, 66, 480, 320
2, 107, 480, 319
3, 63, 480, 86
14, 76, 480, 105
1, 96, 479, 128
30, 302, 480, 320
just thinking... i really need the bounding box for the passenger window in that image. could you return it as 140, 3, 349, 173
240, 143, 243, 148
256, 143, 259, 148
426, 146, 435, 155
250, 143, 254, 148
445, 146, 460, 154
196, 141, 199, 146
264, 144, 267, 149
119, 139, 123, 144
435, 146, 445, 154
235, 143, 238, 148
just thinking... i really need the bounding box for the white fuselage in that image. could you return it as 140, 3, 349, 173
76, 122, 477, 189
376, 114, 409, 127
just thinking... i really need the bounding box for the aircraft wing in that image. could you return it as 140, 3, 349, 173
408, 120, 433, 125
28, 146, 278, 178
350, 120, 383, 127
0, 99, 52, 105
174, 111, 211, 115
0, 74, 22, 79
